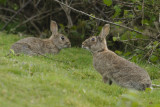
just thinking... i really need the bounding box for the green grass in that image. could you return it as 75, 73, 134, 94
0, 32, 160, 107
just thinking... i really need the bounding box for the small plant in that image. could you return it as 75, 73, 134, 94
117, 90, 142, 107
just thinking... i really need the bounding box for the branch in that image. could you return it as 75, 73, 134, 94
0, 15, 10, 22
120, 38, 150, 42
35, 0, 42, 7
59, 0, 73, 28
14, 10, 51, 30
54, 0, 160, 42
0, 7, 16, 13
154, 22, 160, 33
159, 13, 160, 23
54, 0, 142, 34
117, 40, 160, 58
1, 0, 32, 31
142, 0, 144, 26
23, 15, 42, 36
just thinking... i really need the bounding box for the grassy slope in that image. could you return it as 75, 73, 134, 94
0, 32, 160, 107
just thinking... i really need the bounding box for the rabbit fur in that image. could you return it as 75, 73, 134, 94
11, 20, 71, 55
82, 24, 152, 91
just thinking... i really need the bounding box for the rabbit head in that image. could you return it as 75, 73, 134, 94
82, 24, 110, 53
49, 20, 71, 49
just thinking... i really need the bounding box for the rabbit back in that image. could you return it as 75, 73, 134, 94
93, 50, 152, 90
11, 37, 61, 55
11, 37, 44, 55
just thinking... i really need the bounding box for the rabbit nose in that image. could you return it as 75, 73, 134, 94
68, 43, 71, 47
82, 42, 84, 45
82, 43, 85, 48
66, 42, 70, 45
66, 42, 71, 47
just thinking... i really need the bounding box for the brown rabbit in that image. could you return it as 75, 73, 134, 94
11, 20, 71, 55
82, 24, 152, 91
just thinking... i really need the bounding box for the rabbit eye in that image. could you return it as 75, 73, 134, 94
61, 36, 64, 40
91, 38, 95, 41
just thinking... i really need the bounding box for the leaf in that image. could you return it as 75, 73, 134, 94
113, 37, 117, 41
115, 50, 122, 55
124, 52, 131, 56
137, 5, 142, 10
124, 10, 129, 16
112, 5, 121, 18
13, 4, 18, 10
128, 14, 134, 18
150, 16, 156, 22
145, 87, 152, 92
153, 41, 158, 45
150, 55, 158, 63
131, 0, 137, 3
131, 56, 138, 62
10, 49, 15, 55
90, 14, 95, 18
103, 0, 112, 6
142, 19, 149, 26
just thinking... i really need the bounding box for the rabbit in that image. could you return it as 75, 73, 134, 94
11, 20, 71, 55
82, 24, 152, 91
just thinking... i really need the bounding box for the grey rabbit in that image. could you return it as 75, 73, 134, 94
82, 24, 152, 91
11, 20, 71, 55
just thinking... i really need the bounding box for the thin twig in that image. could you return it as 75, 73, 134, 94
14, 10, 51, 30
154, 22, 160, 33
1, 0, 32, 31
54, 0, 160, 42
35, 0, 42, 7
0, 7, 16, 13
142, 0, 144, 26
120, 38, 150, 42
54, 0, 142, 34
148, 49, 154, 63
118, 40, 160, 58
59, 0, 73, 28
159, 13, 160, 23
118, 40, 145, 51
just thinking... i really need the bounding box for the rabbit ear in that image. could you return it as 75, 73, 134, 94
50, 20, 58, 35
99, 24, 110, 38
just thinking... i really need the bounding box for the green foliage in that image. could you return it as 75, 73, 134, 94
150, 55, 159, 63
115, 50, 122, 55
142, 19, 150, 26
131, 55, 140, 63
113, 37, 117, 41
103, 0, 112, 6
59, 24, 66, 34
112, 5, 121, 18
112, 23, 159, 63
123, 10, 134, 18
124, 52, 131, 57
13, 3, 19, 10
0, 0, 6, 5
66, 19, 96, 46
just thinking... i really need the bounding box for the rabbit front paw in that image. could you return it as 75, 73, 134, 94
102, 76, 112, 85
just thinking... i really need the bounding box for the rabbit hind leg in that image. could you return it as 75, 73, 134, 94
12, 43, 36, 55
